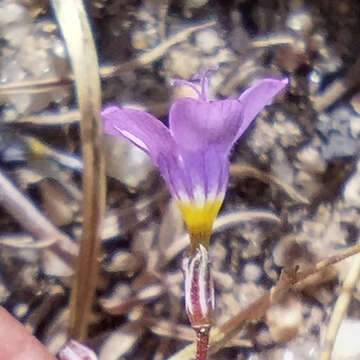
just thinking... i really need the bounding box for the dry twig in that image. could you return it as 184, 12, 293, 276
0, 234, 56, 249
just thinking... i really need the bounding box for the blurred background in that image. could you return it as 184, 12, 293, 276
1, 0, 360, 359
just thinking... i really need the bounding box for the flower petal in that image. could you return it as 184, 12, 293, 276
174, 147, 228, 247
178, 147, 228, 200
102, 105, 175, 162
237, 77, 288, 138
169, 98, 243, 153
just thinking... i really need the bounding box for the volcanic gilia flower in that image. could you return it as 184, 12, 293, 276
102, 68, 287, 251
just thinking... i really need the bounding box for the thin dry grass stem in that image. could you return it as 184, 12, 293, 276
51, 0, 106, 340
0, 77, 73, 93
0, 20, 215, 96
18, 110, 81, 125
250, 32, 299, 49
0, 169, 76, 257
168, 241, 360, 360
0, 234, 56, 249
17, 102, 169, 126
230, 164, 309, 204
0, 84, 73, 95
92, 20, 215, 77
319, 253, 360, 360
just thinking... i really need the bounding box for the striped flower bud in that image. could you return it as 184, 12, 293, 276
182, 245, 215, 329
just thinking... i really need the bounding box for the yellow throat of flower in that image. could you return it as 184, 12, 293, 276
177, 199, 223, 251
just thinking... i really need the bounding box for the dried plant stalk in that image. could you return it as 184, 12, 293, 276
168, 240, 360, 360
51, 0, 106, 340
320, 253, 360, 360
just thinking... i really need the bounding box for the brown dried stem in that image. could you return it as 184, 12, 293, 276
51, 0, 106, 340
168, 240, 360, 360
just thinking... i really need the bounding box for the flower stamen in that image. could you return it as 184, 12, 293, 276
192, 65, 219, 101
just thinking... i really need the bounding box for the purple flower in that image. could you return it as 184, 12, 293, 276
102, 68, 287, 249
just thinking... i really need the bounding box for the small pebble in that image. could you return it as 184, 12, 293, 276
243, 262, 262, 283
184, 0, 209, 9
0, 1, 29, 26
195, 29, 223, 55
349, 114, 360, 138
266, 297, 303, 342
104, 135, 154, 188
321, 133, 358, 160
296, 145, 326, 174
343, 161, 360, 208
13, 303, 29, 319
286, 9, 313, 35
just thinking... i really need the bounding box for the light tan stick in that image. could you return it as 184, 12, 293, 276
320, 253, 360, 360
51, 0, 106, 340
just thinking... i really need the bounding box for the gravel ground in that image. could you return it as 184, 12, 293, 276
1, 0, 360, 359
